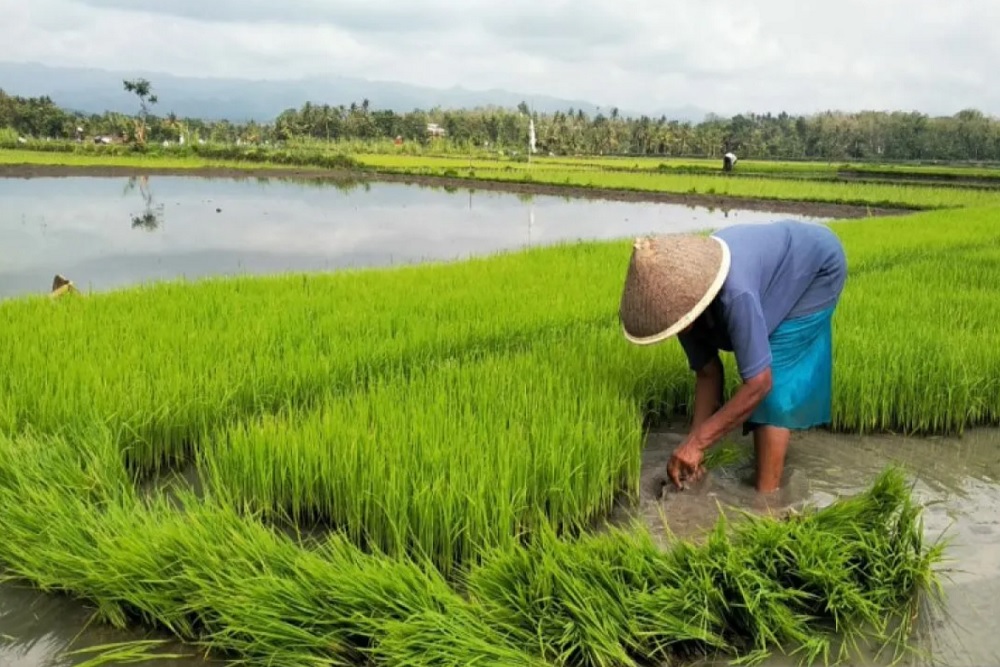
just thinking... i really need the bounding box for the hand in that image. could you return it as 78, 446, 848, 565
667, 441, 707, 491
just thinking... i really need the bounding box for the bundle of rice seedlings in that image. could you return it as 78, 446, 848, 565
369, 607, 549, 667
0, 430, 464, 666
464, 468, 944, 667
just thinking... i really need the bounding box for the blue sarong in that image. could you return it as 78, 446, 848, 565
745, 304, 837, 432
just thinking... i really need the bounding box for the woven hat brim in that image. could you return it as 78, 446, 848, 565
622, 236, 731, 345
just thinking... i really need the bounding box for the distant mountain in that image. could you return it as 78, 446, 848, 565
0, 61, 712, 124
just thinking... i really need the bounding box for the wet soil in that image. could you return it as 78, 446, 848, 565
0, 162, 910, 220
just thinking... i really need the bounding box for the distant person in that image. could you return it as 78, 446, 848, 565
618, 220, 847, 494
723, 152, 738, 171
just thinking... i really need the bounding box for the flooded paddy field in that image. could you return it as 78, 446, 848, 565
0, 173, 832, 300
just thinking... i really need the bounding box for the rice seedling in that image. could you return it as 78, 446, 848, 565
703, 440, 752, 470
369, 607, 550, 667
59, 640, 192, 667
191, 320, 700, 574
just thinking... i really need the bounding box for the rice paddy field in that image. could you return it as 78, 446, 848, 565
2, 146, 1000, 665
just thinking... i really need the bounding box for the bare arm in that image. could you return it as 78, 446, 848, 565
690, 356, 724, 431
667, 366, 773, 490
688, 367, 772, 451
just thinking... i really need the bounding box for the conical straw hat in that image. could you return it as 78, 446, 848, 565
619, 233, 731, 345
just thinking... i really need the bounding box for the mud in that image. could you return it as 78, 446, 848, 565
0, 162, 909, 220
614, 425, 1000, 667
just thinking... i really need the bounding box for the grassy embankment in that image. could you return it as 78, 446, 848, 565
4, 144, 1000, 211
3, 197, 995, 663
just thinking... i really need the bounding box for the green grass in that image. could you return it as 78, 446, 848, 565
537, 155, 1000, 179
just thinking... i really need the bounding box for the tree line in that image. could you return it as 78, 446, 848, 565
2, 85, 1000, 163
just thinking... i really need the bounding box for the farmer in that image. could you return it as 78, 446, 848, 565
618, 220, 846, 494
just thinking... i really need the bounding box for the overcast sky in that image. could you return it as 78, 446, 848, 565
2, 0, 997, 117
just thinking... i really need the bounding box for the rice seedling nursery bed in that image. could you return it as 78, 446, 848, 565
2, 176, 995, 664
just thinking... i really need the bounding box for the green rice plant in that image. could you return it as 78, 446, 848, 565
703, 440, 752, 470
370, 607, 550, 667
0, 239, 628, 470
59, 640, 192, 666
194, 336, 694, 573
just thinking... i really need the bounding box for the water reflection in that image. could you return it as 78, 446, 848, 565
125, 176, 165, 231
0, 175, 827, 301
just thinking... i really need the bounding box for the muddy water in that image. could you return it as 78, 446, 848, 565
0, 174, 826, 300
0, 585, 209, 666
616, 426, 1000, 667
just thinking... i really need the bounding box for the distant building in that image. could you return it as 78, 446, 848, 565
426, 123, 447, 138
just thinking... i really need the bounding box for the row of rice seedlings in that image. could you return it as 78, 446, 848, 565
0, 239, 626, 470
0, 427, 943, 667
195, 333, 697, 574
830, 235, 1000, 434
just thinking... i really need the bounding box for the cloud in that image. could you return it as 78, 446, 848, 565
0, 0, 998, 116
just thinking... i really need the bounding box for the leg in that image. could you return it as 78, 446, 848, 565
753, 425, 790, 493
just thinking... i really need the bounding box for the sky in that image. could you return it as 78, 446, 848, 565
1, 0, 998, 117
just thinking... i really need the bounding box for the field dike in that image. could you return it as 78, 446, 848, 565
2, 204, 994, 665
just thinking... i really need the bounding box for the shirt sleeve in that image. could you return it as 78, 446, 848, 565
722, 291, 772, 380
677, 328, 718, 373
